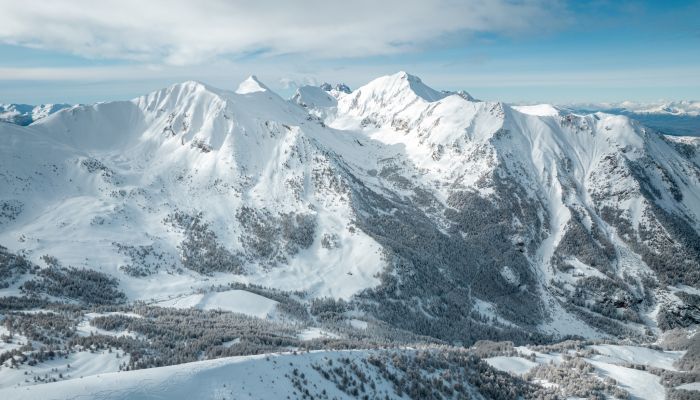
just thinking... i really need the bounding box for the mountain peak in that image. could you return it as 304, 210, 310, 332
394, 70, 419, 82
292, 85, 337, 109
381, 71, 446, 102
320, 82, 351, 94
163, 80, 221, 98
337, 71, 448, 119
236, 75, 268, 94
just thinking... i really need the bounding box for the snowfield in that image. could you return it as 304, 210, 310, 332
76, 312, 143, 338
155, 289, 278, 318
485, 356, 537, 375
590, 344, 684, 371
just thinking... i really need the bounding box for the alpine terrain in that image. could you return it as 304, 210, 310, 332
1, 72, 699, 399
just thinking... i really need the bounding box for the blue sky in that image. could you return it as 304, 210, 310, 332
0, 0, 698, 104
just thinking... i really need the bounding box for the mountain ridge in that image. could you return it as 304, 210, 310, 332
1, 72, 699, 346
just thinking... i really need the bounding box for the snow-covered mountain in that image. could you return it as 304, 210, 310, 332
1, 78, 384, 302
2, 71, 700, 346
0, 103, 72, 126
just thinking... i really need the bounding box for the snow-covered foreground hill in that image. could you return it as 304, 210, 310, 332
0, 349, 533, 400
2, 340, 698, 400
1, 72, 699, 398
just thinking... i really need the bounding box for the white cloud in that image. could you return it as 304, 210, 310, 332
0, 66, 156, 81
0, 0, 564, 65
279, 76, 321, 90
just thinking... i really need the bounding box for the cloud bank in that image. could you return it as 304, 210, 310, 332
0, 0, 564, 65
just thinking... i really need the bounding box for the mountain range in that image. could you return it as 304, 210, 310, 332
2, 71, 700, 337
1, 72, 699, 398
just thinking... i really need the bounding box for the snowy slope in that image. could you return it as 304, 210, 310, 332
512, 104, 560, 116
0, 351, 395, 400
0, 348, 542, 400
2, 343, 687, 400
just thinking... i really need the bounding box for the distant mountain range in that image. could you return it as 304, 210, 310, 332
0, 103, 72, 126
515, 100, 700, 137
